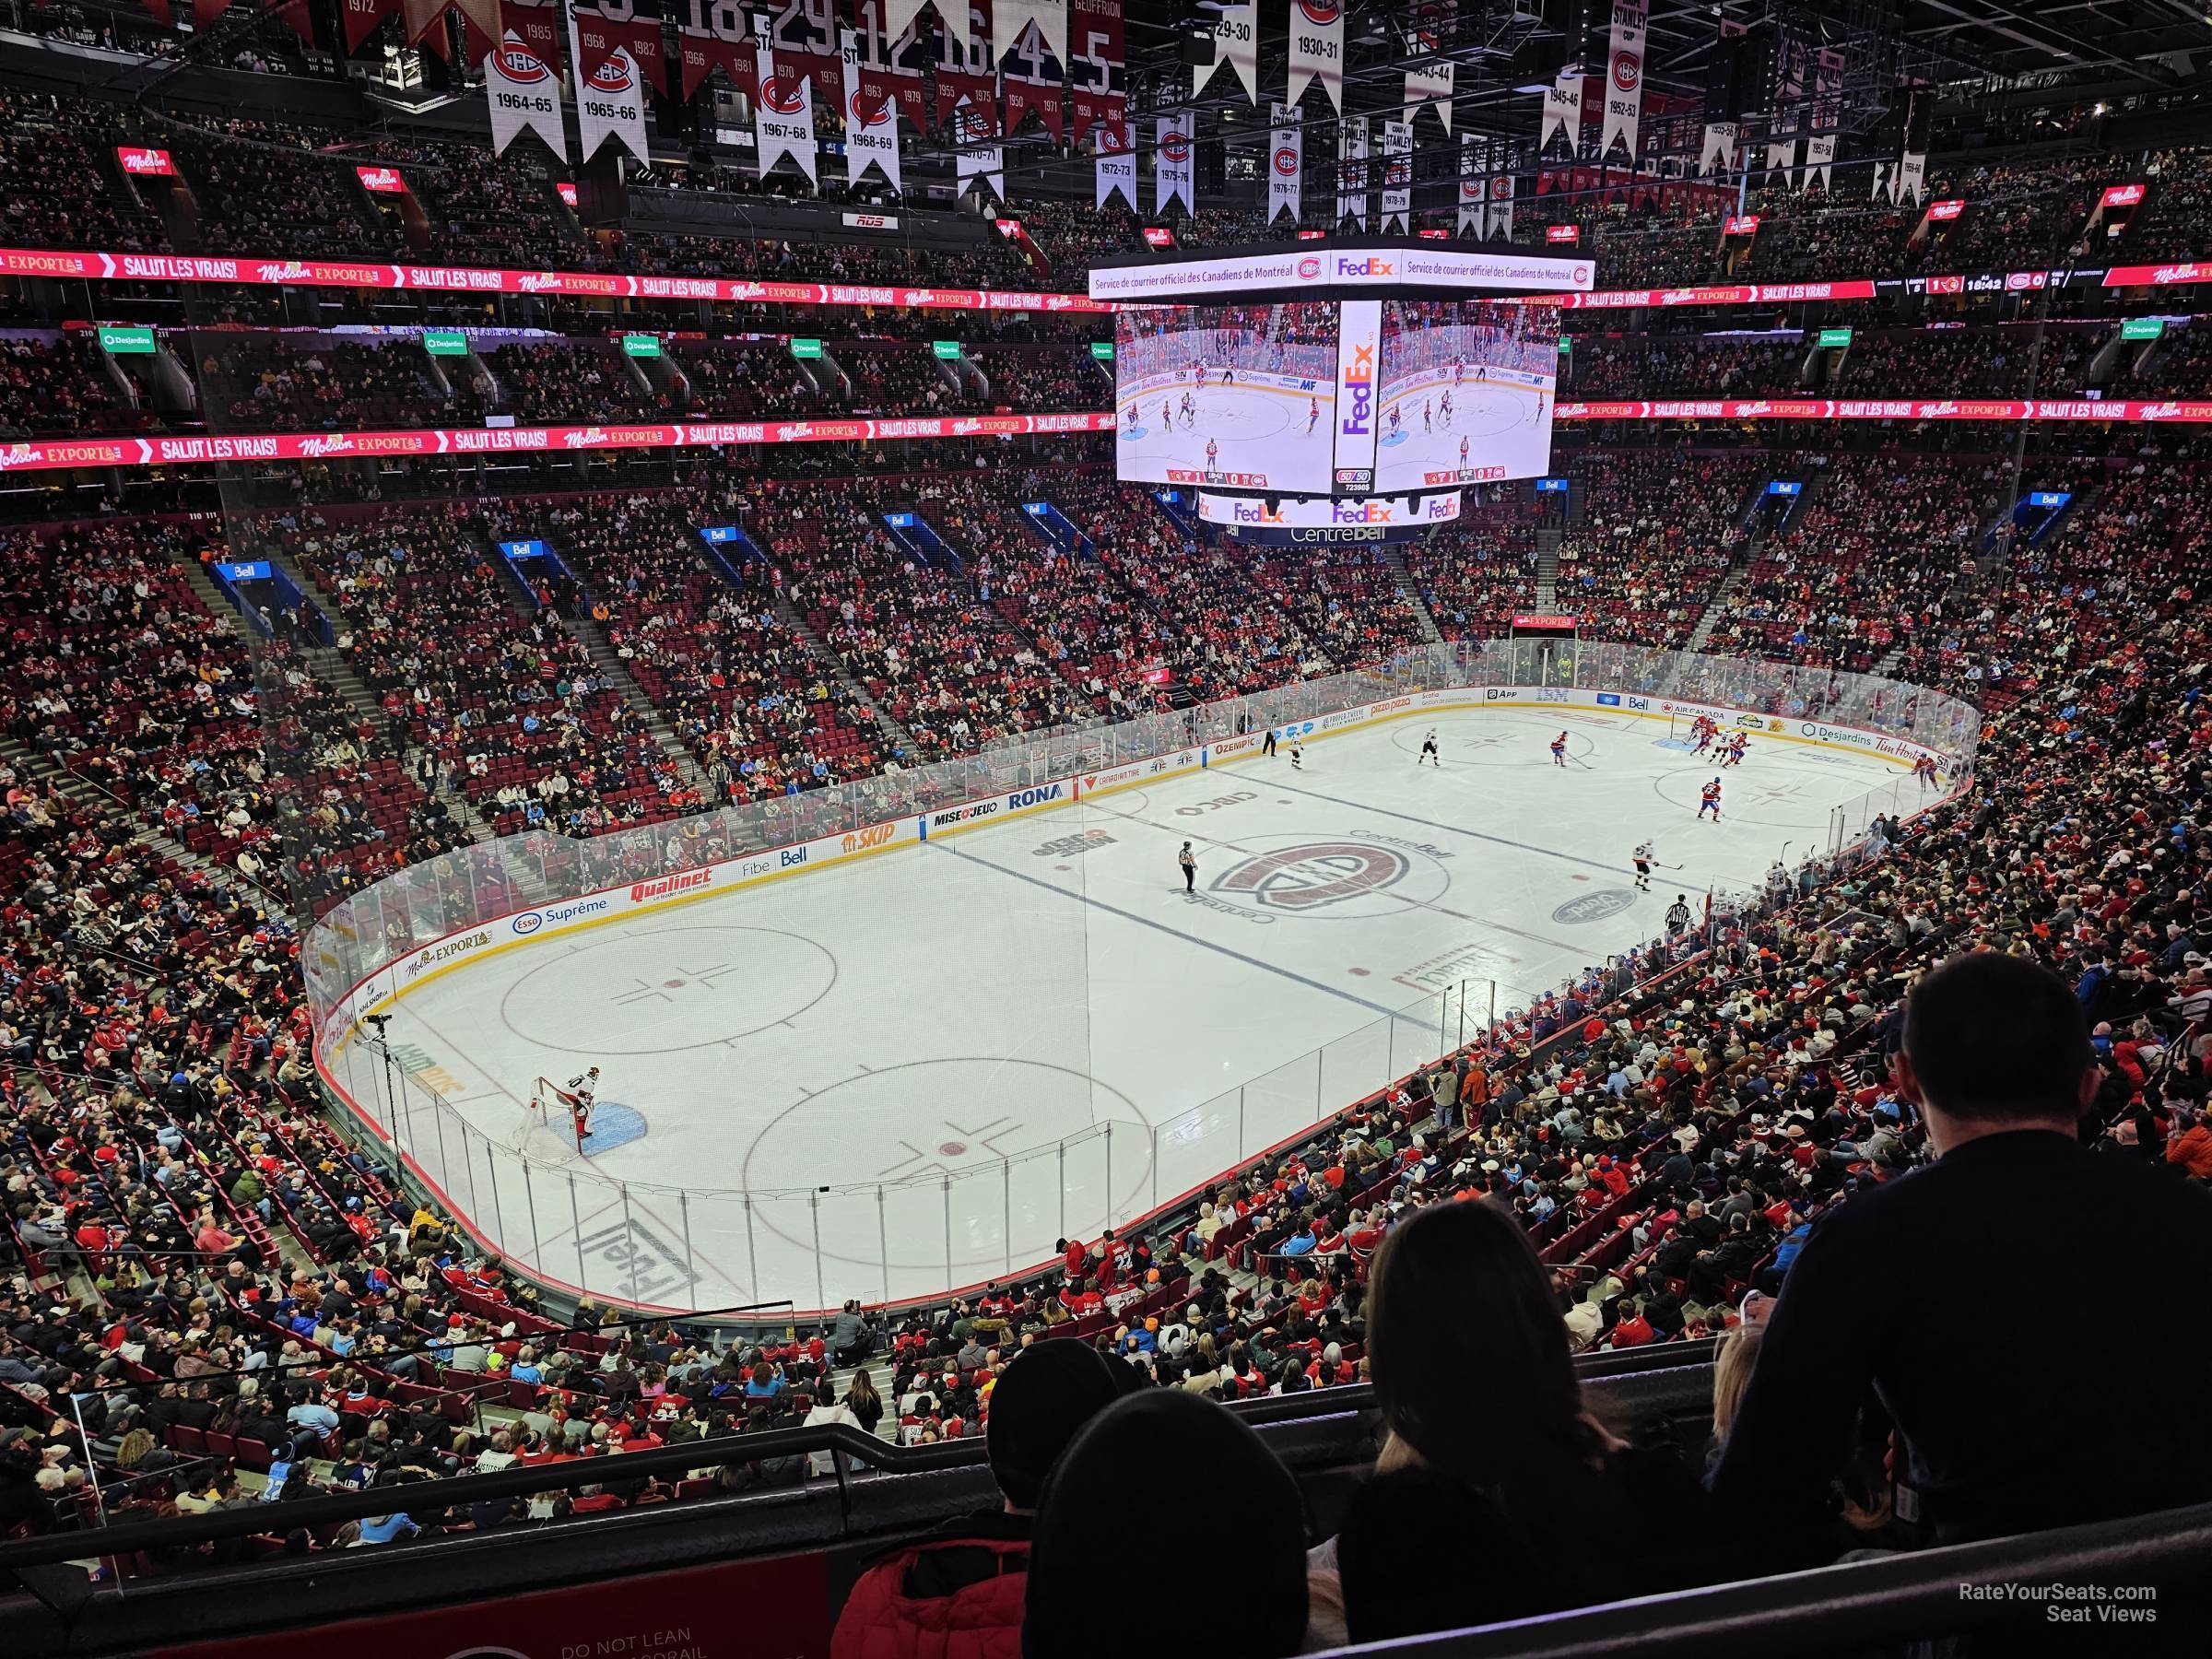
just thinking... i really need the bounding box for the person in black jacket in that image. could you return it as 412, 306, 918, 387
1712, 953, 2212, 1563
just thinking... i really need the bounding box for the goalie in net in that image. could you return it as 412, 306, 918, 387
524, 1066, 600, 1155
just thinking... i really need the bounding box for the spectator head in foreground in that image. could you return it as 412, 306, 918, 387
1712, 952, 2212, 1560
1358, 1200, 1712, 1616
1024, 1390, 1308, 1657
985, 1339, 1124, 1512
1896, 951, 2100, 1150
829, 1341, 1121, 1659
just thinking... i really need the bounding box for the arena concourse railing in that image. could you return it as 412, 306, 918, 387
304, 640, 1978, 1319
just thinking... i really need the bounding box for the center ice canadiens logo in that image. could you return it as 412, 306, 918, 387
1214, 842, 1408, 912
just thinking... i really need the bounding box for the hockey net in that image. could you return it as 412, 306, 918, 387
1667, 709, 1710, 745
496, 1076, 587, 1161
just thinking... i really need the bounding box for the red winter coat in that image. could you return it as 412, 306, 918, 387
830, 1533, 1029, 1659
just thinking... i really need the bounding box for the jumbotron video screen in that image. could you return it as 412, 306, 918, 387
1112, 301, 1340, 492
1112, 297, 1559, 494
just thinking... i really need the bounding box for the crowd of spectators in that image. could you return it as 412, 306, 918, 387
525, 488, 884, 799
1701, 457, 2002, 672
0, 89, 167, 253
1556, 452, 1763, 648
194, 335, 450, 433
165, 118, 394, 261
0, 333, 150, 436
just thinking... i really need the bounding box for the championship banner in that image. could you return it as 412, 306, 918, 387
1488, 147, 1515, 241
571, 0, 665, 94
502, 0, 562, 71
264, 0, 318, 42
1540, 65, 1583, 157
0, 412, 1124, 477
754, 17, 819, 188
1286, 0, 1343, 113
1457, 133, 1486, 234
1266, 104, 1302, 224
1094, 113, 1135, 208
342, 0, 401, 51
677, 0, 754, 98
1765, 35, 1806, 186
1599, 0, 1646, 165
572, 43, 653, 164
487, 27, 568, 159
1403, 0, 1453, 130
854, 0, 932, 131
1897, 150, 1926, 206
1067, 0, 1123, 142
1004, 18, 1065, 141
1804, 46, 1844, 192
841, 29, 903, 192
954, 83, 1006, 202
992, 0, 1065, 66
1380, 118, 1412, 232
1155, 111, 1195, 216
1699, 120, 1736, 176
1336, 116, 1369, 229
1204, 0, 1257, 102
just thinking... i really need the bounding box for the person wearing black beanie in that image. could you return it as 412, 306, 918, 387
1023, 1390, 1309, 1658
830, 1341, 1122, 1659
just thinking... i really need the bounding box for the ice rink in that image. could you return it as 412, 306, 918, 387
1114, 378, 1335, 493
380, 708, 1910, 1310
1376, 373, 1554, 491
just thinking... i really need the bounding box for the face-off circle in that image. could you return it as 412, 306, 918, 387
500, 924, 836, 1053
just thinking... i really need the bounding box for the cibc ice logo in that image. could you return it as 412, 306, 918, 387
762, 74, 807, 115
1552, 888, 1638, 925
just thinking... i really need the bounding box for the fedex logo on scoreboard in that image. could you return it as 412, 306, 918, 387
1333, 299, 1384, 484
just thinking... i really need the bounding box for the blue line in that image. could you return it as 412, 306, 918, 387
1259, 773, 1637, 878
924, 839, 1431, 1030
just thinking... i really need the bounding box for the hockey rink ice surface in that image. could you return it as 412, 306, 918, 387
1375, 375, 1553, 492
1115, 379, 1335, 493
385, 709, 1910, 1307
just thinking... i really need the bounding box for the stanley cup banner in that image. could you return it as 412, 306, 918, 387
1094, 112, 1135, 208
1067, 0, 1124, 143
1381, 118, 1412, 232
1599, 0, 1647, 165
1403, 0, 1453, 130
486, 25, 568, 159
841, 29, 903, 192
1488, 150, 1515, 240
1540, 65, 1583, 158
1803, 46, 1845, 192
1336, 115, 1369, 229
754, 16, 819, 188
569, 0, 653, 165
1202, 0, 1257, 102
1457, 132, 1486, 234
1266, 103, 1302, 223
954, 80, 1006, 201
1286, 0, 1344, 112
1699, 120, 1736, 176
1155, 110, 1196, 215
